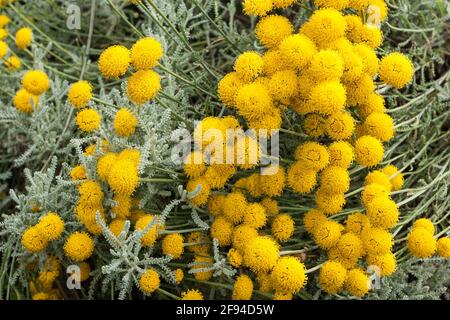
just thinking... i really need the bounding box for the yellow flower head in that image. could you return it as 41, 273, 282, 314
13, 88, 38, 113
366, 197, 399, 229
181, 289, 204, 300
319, 260, 347, 294
236, 83, 274, 121
78, 262, 91, 282
174, 268, 184, 284
243, 203, 268, 229
261, 50, 286, 76
22, 70, 50, 96
130, 37, 163, 70
0, 15, 10, 28
227, 248, 243, 267
362, 112, 395, 142
313, 219, 343, 249
365, 170, 391, 191
325, 111, 355, 140
232, 274, 254, 300
0, 41, 5, 59
354, 135, 384, 167
243, 0, 274, 16
162, 233, 184, 258
139, 269, 160, 294
320, 165, 350, 194
36, 212, 65, 242
301, 8, 347, 46
68, 80, 92, 108
353, 43, 379, 76
303, 209, 327, 234
15, 27, 32, 49
111, 194, 132, 219
255, 15, 293, 49
367, 252, 396, 276
232, 224, 258, 252
217, 72, 245, 107
345, 212, 371, 237
210, 216, 234, 247
135, 214, 163, 247
4, 55, 21, 71
78, 180, 103, 205
358, 93, 385, 119
279, 34, 317, 69
221, 192, 246, 224
436, 237, 450, 258
63, 232, 94, 262
234, 51, 264, 82
70, 165, 86, 181
314, 0, 349, 10
308, 50, 344, 82
193, 116, 227, 148
272, 256, 307, 293
339, 48, 364, 83
114, 108, 138, 137
382, 165, 404, 191
412, 218, 434, 235
354, 24, 383, 49
244, 236, 279, 273
271, 214, 294, 242
328, 141, 354, 168
192, 255, 214, 281
127, 69, 161, 105
21, 226, 48, 253
258, 167, 286, 197
108, 218, 126, 237
187, 231, 210, 254
379, 52, 414, 89
336, 232, 364, 260
304, 113, 326, 138
235, 135, 261, 170
407, 227, 437, 259
361, 183, 389, 207
348, 0, 369, 10
345, 268, 369, 297
273, 0, 295, 8
186, 177, 211, 206
287, 162, 317, 194
310, 81, 346, 115
76, 108, 101, 133
315, 188, 346, 215
367, 0, 388, 21
361, 227, 393, 255
261, 198, 280, 216
295, 142, 329, 171
98, 45, 130, 78
345, 73, 375, 106
108, 158, 139, 196
207, 194, 225, 216
268, 70, 298, 101
97, 153, 118, 181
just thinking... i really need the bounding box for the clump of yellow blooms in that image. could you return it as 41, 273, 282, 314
8, 0, 444, 301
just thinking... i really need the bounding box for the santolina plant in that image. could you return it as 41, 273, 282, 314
0, 0, 448, 300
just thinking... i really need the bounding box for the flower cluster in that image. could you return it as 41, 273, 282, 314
179, 0, 445, 300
